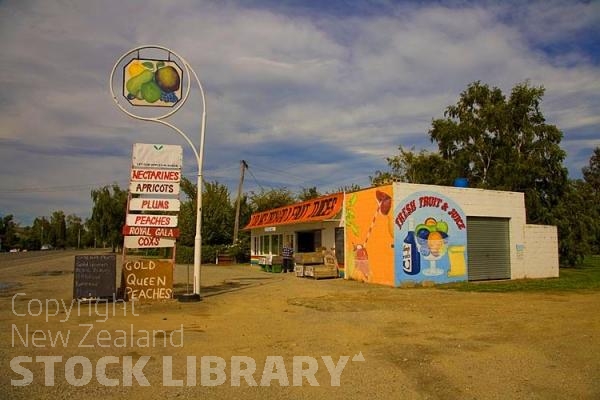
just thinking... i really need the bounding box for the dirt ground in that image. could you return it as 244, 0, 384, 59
0, 250, 599, 399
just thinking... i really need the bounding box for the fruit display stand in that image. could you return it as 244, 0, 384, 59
258, 257, 268, 272
258, 255, 283, 273
311, 253, 339, 279
270, 255, 283, 273
294, 252, 322, 278
295, 251, 339, 280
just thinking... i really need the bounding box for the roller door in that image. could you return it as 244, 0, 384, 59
467, 217, 510, 281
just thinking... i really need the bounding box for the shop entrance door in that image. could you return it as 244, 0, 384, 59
335, 227, 345, 266
297, 230, 322, 252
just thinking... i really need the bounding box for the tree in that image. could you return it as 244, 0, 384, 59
32, 217, 50, 249
371, 147, 452, 186
178, 177, 236, 246
249, 188, 296, 212
90, 184, 127, 252
336, 184, 362, 193
583, 146, 600, 193
582, 146, 600, 253
298, 187, 321, 201
0, 215, 18, 251
429, 81, 568, 224
202, 181, 234, 245
50, 210, 67, 249
378, 81, 579, 264
552, 179, 596, 266
66, 214, 84, 248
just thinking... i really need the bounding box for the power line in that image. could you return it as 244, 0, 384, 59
0, 181, 129, 194
246, 165, 265, 192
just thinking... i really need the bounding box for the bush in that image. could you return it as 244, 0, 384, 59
228, 240, 250, 263
175, 244, 228, 264
175, 245, 194, 264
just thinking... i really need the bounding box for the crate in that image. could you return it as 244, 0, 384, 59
294, 252, 323, 265
303, 265, 314, 277
271, 264, 282, 273
311, 265, 338, 279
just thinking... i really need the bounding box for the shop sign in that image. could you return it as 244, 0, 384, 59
129, 181, 180, 195
245, 193, 343, 229
124, 236, 176, 249
126, 214, 178, 227
130, 168, 181, 182
393, 190, 468, 285
122, 226, 180, 238
122, 259, 173, 301
129, 198, 180, 212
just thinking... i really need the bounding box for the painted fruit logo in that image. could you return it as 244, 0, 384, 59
123, 59, 183, 107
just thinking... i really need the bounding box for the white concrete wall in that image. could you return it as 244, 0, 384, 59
521, 224, 559, 278
393, 183, 528, 279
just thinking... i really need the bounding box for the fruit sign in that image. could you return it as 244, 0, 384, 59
393, 191, 468, 285
122, 259, 173, 301
124, 236, 176, 249
123, 59, 183, 107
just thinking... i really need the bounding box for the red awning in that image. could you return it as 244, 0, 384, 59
244, 193, 343, 230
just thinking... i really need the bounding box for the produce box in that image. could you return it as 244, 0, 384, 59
295, 252, 323, 265
271, 255, 283, 265
311, 265, 338, 279
271, 264, 282, 273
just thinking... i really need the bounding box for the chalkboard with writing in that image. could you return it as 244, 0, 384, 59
73, 255, 117, 300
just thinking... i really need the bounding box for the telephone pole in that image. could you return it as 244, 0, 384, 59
233, 160, 248, 244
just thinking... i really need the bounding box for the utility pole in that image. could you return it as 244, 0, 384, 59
233, 160, 248, 244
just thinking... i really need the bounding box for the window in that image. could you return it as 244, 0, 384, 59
272, 234, 282, 255
257, 234, 283, 255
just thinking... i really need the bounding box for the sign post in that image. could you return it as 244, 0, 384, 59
110, 45, 206, 301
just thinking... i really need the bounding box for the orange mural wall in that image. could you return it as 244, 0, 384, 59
344, 185, 394, 286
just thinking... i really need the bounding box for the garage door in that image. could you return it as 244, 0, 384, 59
467, 217, 510, 281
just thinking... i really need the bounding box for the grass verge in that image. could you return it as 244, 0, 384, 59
438, 255, 600, 292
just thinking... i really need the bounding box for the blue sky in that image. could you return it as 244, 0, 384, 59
0, 0, 599, 225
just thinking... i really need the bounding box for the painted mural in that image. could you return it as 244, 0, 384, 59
345, 186, 395, 286
123, 59, 183, 107
393, 191, 468, 285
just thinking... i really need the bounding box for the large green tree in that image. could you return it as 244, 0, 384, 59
248, 188, 295, 212
582, 146, 600, 253
90, 184, 127, 252
202, 181, 234, 245
371, 147, 452, 186
66, 214, 84, 248
297, 187, 321, 201
49, 210, 67, 249
582, 146, 600, 192
376, 81, 588, 264
178, 177, 236, 246
31, 217, 50, 249
429, 81, 568, 224
0, 214, 18, 251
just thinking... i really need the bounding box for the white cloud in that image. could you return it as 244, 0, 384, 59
0, 0, 598, 224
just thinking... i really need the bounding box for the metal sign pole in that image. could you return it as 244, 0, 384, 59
109, 45, 206, 302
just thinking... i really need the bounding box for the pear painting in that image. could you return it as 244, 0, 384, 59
123, 59, 183, 107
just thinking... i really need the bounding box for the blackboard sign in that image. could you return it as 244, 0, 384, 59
73, 255, 116, 300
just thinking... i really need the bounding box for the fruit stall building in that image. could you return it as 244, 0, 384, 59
245, 183, 559, 286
